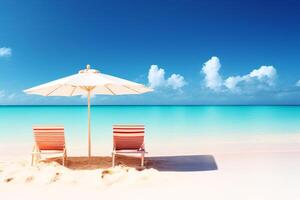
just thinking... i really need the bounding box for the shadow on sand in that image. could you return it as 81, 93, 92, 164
147, 155, 218, 172
45, 154, 218, 172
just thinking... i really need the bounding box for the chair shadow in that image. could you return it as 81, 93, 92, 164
45, 154, 218, 172
45, 156, 112, 170
45, 155, 145, 170
147, 155, 218, 172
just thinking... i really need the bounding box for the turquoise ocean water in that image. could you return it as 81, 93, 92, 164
0, 106, 300, 145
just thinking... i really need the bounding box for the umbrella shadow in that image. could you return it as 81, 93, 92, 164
45, 155, 146, 170
44, 154, 218, 172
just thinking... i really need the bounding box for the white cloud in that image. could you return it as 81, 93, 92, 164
201, 56, 278, 92
224, 66, 277, 91
147, 65, 186, 90
249, 66, 277, 85
224, 76, 243, 90
0, 47, 12, 57
296, 80, 300, 87
202, 56, 223, 90
167, 74, 187, 90
148, 65, 165, 88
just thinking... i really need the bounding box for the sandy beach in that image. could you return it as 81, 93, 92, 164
1, 135, 300, 200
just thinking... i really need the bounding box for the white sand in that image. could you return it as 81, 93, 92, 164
1, 135, 300, 200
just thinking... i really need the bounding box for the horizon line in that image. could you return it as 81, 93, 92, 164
0, 104, 300, 106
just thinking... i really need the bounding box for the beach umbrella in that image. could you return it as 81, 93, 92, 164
24, 64, 153, 158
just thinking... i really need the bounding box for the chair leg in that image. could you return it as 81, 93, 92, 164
31, 145, 40, 166
64, 149, 67, 166
31, 145, 37, 166
62, 153, 65, 166
31, 145, 35, 166
31, 154, 34, 166
112, 152, 115, 167
32, 153, 40, 166
141, 152, 145, 167
62, 149, 67, 166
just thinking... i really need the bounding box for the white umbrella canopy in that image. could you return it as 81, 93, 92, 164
24, 65, 152, 96
24, 64, 153, 158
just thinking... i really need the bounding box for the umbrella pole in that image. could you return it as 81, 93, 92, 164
88, 90, 91, 158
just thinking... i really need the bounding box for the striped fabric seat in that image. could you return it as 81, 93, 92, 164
33, 126, 65, 150
112, 125, 147, 167
31, 125, 67, 166
113, 125, 145, 150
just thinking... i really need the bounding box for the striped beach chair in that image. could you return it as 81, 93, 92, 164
31, 125, 67, 166
112, 125, 146, 167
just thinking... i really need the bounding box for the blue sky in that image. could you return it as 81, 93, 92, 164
0, 0, 300, 105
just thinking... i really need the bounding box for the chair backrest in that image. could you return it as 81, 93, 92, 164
113, 125, 145, 150
33, 125, 65, 151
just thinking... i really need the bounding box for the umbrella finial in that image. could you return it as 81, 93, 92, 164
86, 64, 91, 70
